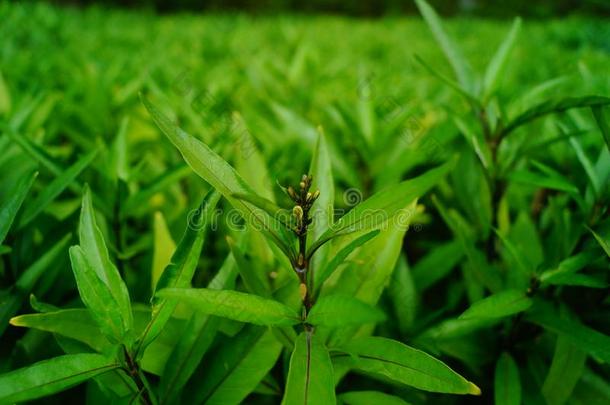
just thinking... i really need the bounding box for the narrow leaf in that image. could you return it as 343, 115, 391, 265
494, 353, 521, 405
313, 161, 452, 249
156, 288, 300, 326
339, 391, 410, 405
140, 94, 294, 259
151, 211, 176, 290
0, 170, 37, 245
185, 326, 282, 405
526, 302, 610, 363
314, 230, 379, 290
307, 295, 386, 327
19, 150, 97, 228
78, 185, 132, 337
336, 337, 480, 395
227, 236, 270, 296
282, 332, 336, 405
592, 105, 610, 151
542, 335, 586, 405
0, 354, 118, 403
138, 191, 220, 353
414, 0, 474, 91
503, 96, 610, 137
459, 290, 532, 320
11, 309, 111, 353
586, 226, 610, 258
68, 246, 125, 342
158, 254, 238, 403
483, 18, 522, 99
309, 129, 335, 289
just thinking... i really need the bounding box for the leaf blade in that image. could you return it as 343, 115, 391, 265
156, 288, 300, 326
335, 336, 480, 395
0, 354, 118, 404
282, 332, 336, 405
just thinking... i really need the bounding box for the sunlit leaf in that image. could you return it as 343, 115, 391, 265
156, 288, 301, 326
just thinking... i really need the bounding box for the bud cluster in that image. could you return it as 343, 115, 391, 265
285, 174, 320, 237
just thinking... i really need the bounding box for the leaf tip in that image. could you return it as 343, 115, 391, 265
9, 316, 22, 327
468, 382, 482, 396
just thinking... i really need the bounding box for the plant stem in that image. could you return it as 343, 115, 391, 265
123, 346, 153, 405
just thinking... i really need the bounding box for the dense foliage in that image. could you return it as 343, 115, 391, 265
0, 1, 609, 404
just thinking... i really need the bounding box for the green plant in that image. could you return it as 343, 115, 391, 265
409, 1, 610, 404
1, 2, 609, 404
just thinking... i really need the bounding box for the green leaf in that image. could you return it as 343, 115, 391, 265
483, 18, 522, 100
526, 302, 610, 363
494, 353, 521, 405
312, 161, 452, 251
569, 136, 601, 197
503, 96, 610, 137
459, 290, 532, 320
156, 288, 300, 326
414, 0, 474, 91
339, 391, 411, 405
151, 211, 176, 290
335, 336, 480, 395
314, 230, 379, 291
542, 335, 586, 405
68, 246, 126, 342
540, 251, 600, 286
19, 150, 97, 228
586, 226, 610, 258
140, 94, 294, 259
411, 240, 463, 290
138, 191, 221, 353
309, 128, 335, 291
0, 233, 71, 336
16, 234, 71, 292
231, 193, 290, 225
0, 354, 118, 403
158, 254, 238, 403
508, 166, 579, 194
0, 170, 37, 245
0, 70, 11, 115
306, 295, 386, 327
185, 325, 283, 405
592, 105, 610, 151
227, 236, 270, 296
78, 185, 132, 338
415, 55, 479, 107
282, 332, 336, 405
121, 164, 191, 218
10, 309, 111, 353
388, 255, 417, 335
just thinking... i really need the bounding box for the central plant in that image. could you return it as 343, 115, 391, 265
135, 94, 481, 403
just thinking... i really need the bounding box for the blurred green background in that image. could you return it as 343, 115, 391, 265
32, 0, 610, 17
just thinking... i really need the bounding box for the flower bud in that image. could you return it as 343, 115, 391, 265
293, 205, 304, 221
287, 186, 297, 200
